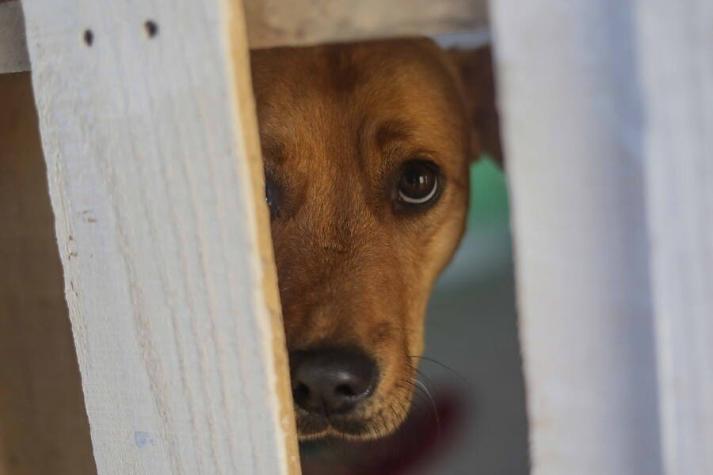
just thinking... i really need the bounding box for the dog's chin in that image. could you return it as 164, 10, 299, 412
295, 405, 409, 441
296, 414, 368, 441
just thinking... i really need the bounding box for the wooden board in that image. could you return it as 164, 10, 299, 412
21, 0, 299, 473
244, 0, 488, 48
1, 0, 489, 73
490, 2, 662, 474
0, 0, 29, 73
637, 1, 713, 473
0, 72, 95, 475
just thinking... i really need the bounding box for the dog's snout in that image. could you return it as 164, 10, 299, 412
290, 349, 378, 415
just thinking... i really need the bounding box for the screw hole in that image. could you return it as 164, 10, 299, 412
145, 20, 159, 38
83, 29, 93, 46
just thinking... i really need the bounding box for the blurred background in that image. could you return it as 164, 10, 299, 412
300, 159, 530, 475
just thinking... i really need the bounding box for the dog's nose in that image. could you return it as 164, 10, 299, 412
290, 349, 378, 415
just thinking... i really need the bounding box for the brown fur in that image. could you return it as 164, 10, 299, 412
250, 38, 500, 439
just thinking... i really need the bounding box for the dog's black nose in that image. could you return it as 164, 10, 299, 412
290, 348, 378, 415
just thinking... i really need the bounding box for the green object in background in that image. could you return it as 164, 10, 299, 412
468, 156, 510, 229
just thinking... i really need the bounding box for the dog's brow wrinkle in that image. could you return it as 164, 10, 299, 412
325, 46, 360, 93
375, 120, 412, 150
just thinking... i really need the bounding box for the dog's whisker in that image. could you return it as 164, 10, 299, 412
391, 377, 442, 442
397, 374, 431, 397
394, 380, 432, 410
407, 354, 467, 383
411, 364, 439, 392
412, 377, 441, 441
394, 380, 424, 403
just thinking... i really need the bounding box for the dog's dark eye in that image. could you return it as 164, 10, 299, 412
397, 160, 440, 206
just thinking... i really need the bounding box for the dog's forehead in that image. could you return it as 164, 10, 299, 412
250, 39, 467, 171
250, 38, 456, 102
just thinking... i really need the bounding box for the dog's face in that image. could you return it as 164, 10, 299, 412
250, 38, 499, 440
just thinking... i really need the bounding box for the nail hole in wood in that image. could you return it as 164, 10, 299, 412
145, 20, 159, 38
83, 29, 94, 46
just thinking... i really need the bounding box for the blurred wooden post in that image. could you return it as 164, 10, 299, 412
490, 2, 662, 474
637, 1, 713, 473
0, 73, 96, 475
20, 0, 299, 473
0, 0, 29, 73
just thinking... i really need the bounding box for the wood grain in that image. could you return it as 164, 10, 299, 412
21, 0, 299, 473
637, 1, 713, 472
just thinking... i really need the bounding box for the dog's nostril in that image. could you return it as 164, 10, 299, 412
290, 348, 378, 416
335, 384, 356, 397
294, 382, 311, 401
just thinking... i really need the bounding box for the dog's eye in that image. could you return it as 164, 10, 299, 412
397, 160, 440, 206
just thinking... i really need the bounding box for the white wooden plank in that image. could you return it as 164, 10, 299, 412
490, 2, 662, 474
636, 2, 713, 473
2, 0, 489, 73
0, 0, 29, 73
244, 0, 488, 48
21, 0, 299, 473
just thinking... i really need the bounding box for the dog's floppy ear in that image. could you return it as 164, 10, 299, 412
446, 46, 503, 165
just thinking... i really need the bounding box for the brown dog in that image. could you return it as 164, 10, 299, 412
250, 37, 501, 440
